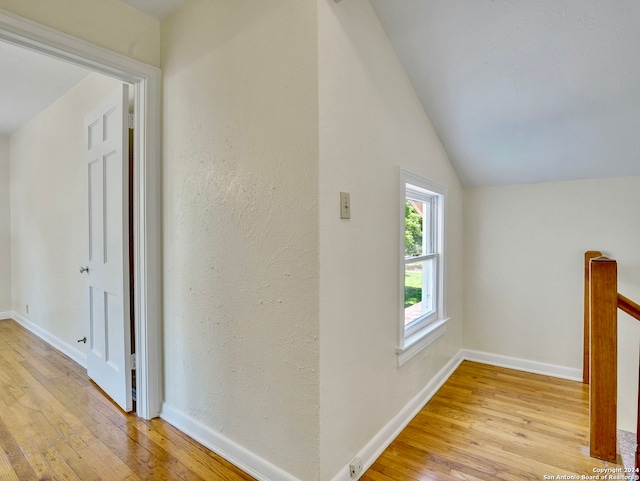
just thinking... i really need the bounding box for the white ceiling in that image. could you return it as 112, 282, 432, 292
3, 1, 638, 187
370, 0, 640, 186
118, 0, 187, 19
0, 0, 188, 137
0, 42, 91, 136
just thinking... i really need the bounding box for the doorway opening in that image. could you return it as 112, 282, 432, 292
0, 10, 162, 419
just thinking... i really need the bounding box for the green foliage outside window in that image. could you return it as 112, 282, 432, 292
405, 201, 422, 256
404, 270, 422, 308
405, 201, 423, 309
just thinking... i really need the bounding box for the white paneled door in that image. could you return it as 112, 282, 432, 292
83, 84, 132, 412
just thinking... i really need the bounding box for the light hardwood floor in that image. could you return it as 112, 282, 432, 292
1, 318, 626, 480
0, 318, 255, 481
362, 360, 625, 481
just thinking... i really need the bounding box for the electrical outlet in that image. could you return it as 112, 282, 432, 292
349, 457, 363, 478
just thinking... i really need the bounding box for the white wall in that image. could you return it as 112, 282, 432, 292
10, 73, 122, 352
161, 1, 319, 479
464, 176, 640, 431
0, 0, 160, 67
0, 136, 10, 313
318, 1, 464, 478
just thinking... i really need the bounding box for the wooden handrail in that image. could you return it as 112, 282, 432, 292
618, 293, 640, 321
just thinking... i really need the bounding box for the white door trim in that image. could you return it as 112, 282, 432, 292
0, 9, 162, 419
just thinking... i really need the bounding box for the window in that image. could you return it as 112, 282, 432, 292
397, 170, 448, 365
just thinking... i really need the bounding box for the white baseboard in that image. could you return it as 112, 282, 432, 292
5, 312, 582, 481
330, 348, 581, 481
3, 308, 586, 481
460, 349, 582, 382
10, 312, 87, 368
160, 403, 301, 481
329, 350, 465, 481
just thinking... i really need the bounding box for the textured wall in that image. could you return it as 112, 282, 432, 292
0, 136, 10, 312
0, 0, 160, 67
464, 176, 640, 431
318, 0, 464, 478
161, 1, 319, 479
10, 73, 122, 349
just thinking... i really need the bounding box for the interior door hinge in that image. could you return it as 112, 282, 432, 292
131, 353, 136, 370
128, 113, 134, 130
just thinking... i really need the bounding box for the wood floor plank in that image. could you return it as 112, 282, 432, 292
3, 319, 627, 481
0, 417, 39, 481
0, 444, 21, 481
0, 319, 256, 481
362, 361, 625, 481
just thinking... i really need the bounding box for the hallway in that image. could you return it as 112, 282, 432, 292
0, 318, 255, 481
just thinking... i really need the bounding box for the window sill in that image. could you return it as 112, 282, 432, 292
396, 317, 449, 366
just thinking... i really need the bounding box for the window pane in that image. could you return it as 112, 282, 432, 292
424, 198, 434, 254
404, 258, 435, 326
405, 200, 423, 257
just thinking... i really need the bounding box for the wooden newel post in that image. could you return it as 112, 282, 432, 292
584, 251, 603, 384
589, 257, 618, 463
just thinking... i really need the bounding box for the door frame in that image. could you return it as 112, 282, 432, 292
0, 9, 162, 419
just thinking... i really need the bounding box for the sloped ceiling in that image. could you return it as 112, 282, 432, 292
118, 0, 187, 19
0, 42, 91, 136
7, 0, 635, 187
0, 0, 187, 136
370, 0, 640, 186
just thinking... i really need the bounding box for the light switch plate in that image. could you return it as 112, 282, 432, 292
340, 192, 351, 219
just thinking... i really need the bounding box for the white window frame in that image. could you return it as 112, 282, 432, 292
397, 169, 449, 366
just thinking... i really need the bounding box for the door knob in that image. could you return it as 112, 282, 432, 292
79, 266, 89, 273
77, 337, 87, 343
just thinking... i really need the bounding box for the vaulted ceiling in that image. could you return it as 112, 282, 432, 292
370, 0, 640, 186
3, 1, 639, 187
0, 42, 90, 136
118, 0, 187, 19
0, 0, 186, 136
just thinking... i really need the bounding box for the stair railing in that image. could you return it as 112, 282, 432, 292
584, 251, 640, 468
